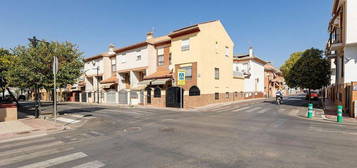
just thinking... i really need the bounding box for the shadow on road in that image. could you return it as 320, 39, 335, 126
263, 95, 323, 109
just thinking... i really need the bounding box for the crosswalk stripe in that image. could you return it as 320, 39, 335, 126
56, 117, 80, 123
257, 109, 269, 114
0, 141, 64, 157
0, 147, 74, 167
233, 106, 250, 112
245, 107, 262, 113
73, 160, 105, 168
18, 152, 87, 168
0, 137, 55, 150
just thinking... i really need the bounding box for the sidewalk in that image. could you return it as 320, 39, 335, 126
0, 113, 66, 143
322, 98, 357, 123
295, 98, 357, 125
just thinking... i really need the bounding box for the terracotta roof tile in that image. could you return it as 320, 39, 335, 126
144, 70, 172, 80
100, 76, 118, 84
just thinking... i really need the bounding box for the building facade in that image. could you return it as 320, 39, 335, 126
264, 63, 285, 98
325, 0, 357, 117
74, 20, 276, 108
233, 47, 266, 95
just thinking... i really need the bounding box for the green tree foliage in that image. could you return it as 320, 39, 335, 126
287, 48, 331, 99
6, 40, 84, 90
280, 51, 303, 88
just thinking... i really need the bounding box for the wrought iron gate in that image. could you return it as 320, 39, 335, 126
166, 87, 184, 108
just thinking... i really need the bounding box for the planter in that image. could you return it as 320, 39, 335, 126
0, 104, 17, 122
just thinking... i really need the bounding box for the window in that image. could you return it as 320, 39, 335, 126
181, 38, 190, 51
136, 50, 141, 61
214, 68, 220, 80
215, 92, 219, 100
169, 53, 172, 65
225, 46, 229, 57
189, 86, 200, 96
111, 58, 116, 73
154, 87, 161, 98
234, 91, 238, 97
88, 93, 91, 98
225, 92, 229, 98
243, 63, 248, 72
157, 48, 164, 66
181, 66, 192, 80
121, 53, 126, 63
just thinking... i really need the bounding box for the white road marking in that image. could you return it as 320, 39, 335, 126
0, 133, 48, 144
0, 136, 55, 150
0, 141, 64, 157
56, 117, 80, 123
0, 147, 74, 167
245, 107, 263, 113
288, 109, 299, 116
73, 160, 105, 168
233, 106, 250, 112
69, 114, 85, 118
257, 109, 269, 114
18, 152, 87, 168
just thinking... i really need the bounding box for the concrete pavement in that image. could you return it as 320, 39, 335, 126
2, 95, 357, 167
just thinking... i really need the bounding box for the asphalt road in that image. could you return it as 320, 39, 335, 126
2, 95, 357, 168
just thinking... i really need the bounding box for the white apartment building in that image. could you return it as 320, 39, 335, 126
326, 0, 357, 116
233, 47, 266, 93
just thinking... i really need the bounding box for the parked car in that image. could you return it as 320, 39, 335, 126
306, 91, 319, 100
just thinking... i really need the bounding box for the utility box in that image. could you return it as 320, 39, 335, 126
0, 104, 18, 122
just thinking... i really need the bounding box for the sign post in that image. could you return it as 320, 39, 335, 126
53, 56, 58, 122
177, 70, 186, 109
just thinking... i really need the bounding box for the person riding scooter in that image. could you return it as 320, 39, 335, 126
275, 90, 283, 104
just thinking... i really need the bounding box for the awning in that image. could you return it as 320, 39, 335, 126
151, 78, 171, 85
131, 85, 146, 91
101, 83, 113, 89
138, 80, 152, 85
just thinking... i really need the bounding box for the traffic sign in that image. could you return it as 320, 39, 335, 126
53, 56, 59, 75
178, 70, 186, 86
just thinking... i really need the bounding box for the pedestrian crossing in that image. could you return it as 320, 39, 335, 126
0, 135, 105, 168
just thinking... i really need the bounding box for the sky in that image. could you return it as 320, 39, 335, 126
0, 0, 333, 67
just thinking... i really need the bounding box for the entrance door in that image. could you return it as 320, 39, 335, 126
166, 87, 184, 108
146, 87, 152, 104
119, 89, 128, 104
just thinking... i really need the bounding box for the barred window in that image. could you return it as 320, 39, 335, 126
189, 86, 200, 96
154, 87, 161, 98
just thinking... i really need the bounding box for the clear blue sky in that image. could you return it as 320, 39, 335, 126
0, 0, 332, 67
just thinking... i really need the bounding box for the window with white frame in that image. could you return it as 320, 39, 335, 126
121, 53, 126, 63
181, 38, 190, 51
181, 66, 192, 80
111, 58, 116, 73
225, 46, 229, 57
136, 50, 141, 61
157, 48, 164, 66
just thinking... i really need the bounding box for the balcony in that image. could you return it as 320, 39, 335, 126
327, 28, 343, 51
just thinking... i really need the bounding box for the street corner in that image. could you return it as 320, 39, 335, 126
47, 113, 96, 129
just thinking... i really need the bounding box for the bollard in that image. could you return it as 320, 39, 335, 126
337, 105, 343, 123
307, 103, 313, 118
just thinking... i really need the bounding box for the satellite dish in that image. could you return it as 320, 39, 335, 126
168, 65, 174, 71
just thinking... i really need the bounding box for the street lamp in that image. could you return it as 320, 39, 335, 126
92, 61, 100, 104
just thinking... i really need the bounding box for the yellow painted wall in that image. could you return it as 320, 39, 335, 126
171, 20, 244, 94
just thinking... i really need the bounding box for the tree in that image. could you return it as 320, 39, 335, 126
0, 48, 18, 104
288, 48, 331, 102
5, 38, 83, 113
280, 51, 303, 88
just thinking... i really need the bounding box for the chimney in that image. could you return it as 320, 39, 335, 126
146, 32, 154, 40
249, 47, 254, 57
108, 43, 115, 53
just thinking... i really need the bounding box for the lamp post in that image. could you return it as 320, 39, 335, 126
267, 74, 271, 98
